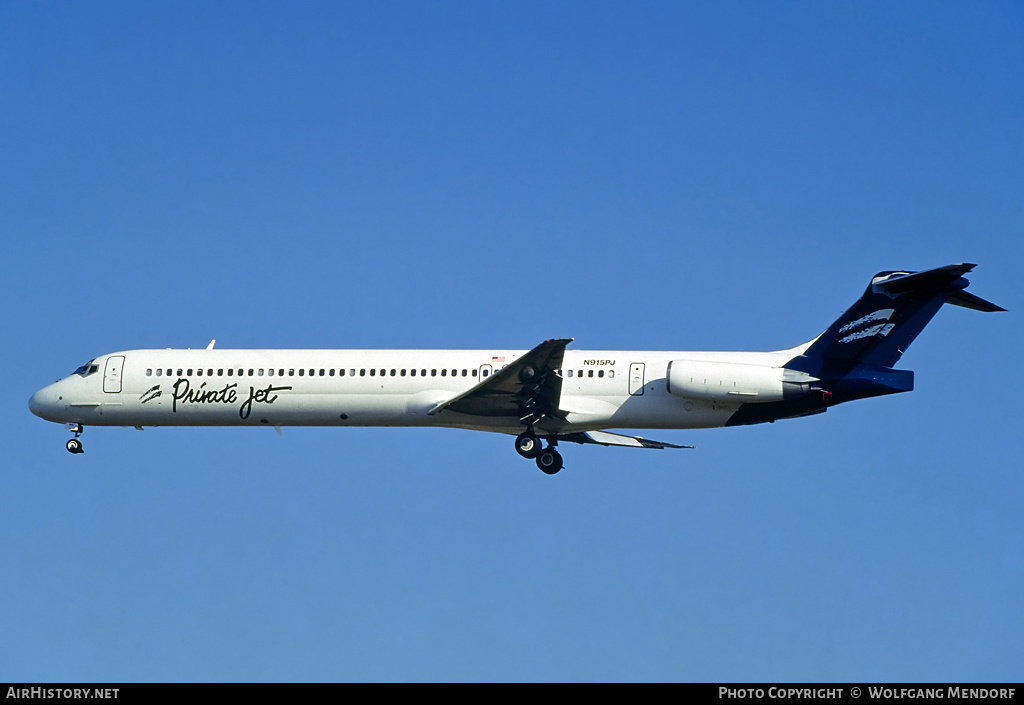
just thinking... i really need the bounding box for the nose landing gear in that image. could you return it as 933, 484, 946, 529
65, 423, 84, 454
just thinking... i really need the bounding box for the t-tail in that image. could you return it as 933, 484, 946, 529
726, 263, 1004, 426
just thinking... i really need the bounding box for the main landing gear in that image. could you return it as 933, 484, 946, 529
514, 432, 542, 458
65, 423, 84, 454
534, 446, 563, 475
515, 431, 563, 475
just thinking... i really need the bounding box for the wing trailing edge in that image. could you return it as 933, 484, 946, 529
557, 430, 694, 450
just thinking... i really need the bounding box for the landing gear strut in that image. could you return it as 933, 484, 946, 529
66, 423, 84, 454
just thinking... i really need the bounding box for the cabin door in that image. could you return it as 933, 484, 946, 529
103, 356, 125, 393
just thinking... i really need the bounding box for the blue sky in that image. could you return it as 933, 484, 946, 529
2, 1, 1021, 682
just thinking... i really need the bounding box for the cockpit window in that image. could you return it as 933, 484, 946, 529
73, 361, 99, 377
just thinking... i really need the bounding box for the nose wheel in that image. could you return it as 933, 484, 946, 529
65, 423, 84, 454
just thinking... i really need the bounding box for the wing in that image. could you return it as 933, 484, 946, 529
428, 338, 573, 425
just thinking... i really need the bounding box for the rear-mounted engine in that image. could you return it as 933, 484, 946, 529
666, 360, 815, 403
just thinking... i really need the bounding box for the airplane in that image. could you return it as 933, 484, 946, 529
29, 263, 1003, 474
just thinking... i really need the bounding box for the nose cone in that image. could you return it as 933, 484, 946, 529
29, 383, 64, 421
29, 389, 45, 417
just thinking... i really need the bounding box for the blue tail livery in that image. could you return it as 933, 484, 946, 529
727, 263, 1004, 426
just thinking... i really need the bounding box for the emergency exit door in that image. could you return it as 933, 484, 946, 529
628, 363, 645, 396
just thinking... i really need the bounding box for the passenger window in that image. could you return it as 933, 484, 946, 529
310, 369, 316, 376
350, 369, 356, 376
598, 370, 604, 378
421, 369, 427, 376
288, 369, 294, 376
197, 369, 203, 376
299, 369, 305, 376
380, 369, 385, 376
228, 369, 234, 376
441, 369, 447, 376
147, 369, 152, 376
462, 369, 468, 376
237, 369, 243, 376
472, 369, 477, 376
608, 370, 615, 378
177, 369, 183, 376
370, 369, 375, 376
431, 370, 437, 376
578, 370, 583, 377
187, 369, 193, 376
360, 369, 365, 376
588, 370, 594, 378
567, 370, 573, 377
409, 369, 415, 376
319, 369, 325, 376
390, 369, 396, 376
258, 369, 264, 376
483, 369, 489, 377
329, 369, 335, 376
400, 369, 406, 376
218, 369, 223, 376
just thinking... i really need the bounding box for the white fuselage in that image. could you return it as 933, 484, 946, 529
29, 346, 804, 436
30, 265, 999, 468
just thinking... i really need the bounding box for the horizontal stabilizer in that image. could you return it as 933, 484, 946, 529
946, 290, 1006, 313
870, 263, 977, 295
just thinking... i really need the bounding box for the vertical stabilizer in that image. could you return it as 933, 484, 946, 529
729, 264, 1001, 427
786, 263, 1003, 374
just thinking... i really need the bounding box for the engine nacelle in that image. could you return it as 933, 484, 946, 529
667, 359, 788, 403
